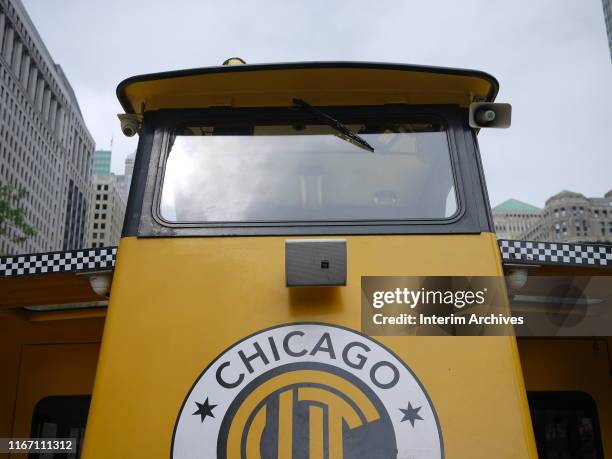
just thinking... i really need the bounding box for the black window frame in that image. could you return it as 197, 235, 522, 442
125, 104, 494, 238
527, 390, 605, 459
29, 394, 91, 459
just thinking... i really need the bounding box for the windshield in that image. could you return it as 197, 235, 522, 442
159, 117, 457, 223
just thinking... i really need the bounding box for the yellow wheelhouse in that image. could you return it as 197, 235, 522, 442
0, 61, 610, 459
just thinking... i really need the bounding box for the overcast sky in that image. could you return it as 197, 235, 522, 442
21, 0, 612, 208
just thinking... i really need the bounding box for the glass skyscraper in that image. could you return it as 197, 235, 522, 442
93, 150, 111, 176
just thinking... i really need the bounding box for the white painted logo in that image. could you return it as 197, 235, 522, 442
172, 323, 443, 458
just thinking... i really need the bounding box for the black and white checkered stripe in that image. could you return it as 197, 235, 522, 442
0, 247, 117, 277
499, 239, 612, 267
2, 240, 610, 278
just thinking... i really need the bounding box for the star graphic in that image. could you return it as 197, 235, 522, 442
192, 398, 217, 422
399, 402, 424, 427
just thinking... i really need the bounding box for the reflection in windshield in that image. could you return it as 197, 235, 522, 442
160, 124, 457, 223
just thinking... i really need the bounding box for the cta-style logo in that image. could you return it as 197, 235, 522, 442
172, 323, 443, 458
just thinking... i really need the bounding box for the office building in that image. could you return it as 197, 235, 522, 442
116, 151, 134, 201
492, 199, 542, 239
520, 190, 612, 243
124, 151, 134, 177
603, 0, 612, 61
93, 149, 111, 176
88, 173, 126, 248
87, 150, 129, 248
494, 191, 612, 243
0, 0, 94, 255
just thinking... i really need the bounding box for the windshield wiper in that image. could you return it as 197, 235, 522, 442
292, 98, 374, 153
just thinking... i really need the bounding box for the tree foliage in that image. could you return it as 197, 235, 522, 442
0, 184, 36, 249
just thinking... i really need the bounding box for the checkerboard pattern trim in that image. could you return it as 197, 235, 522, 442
2, 241, 610, 278
0, 247, 117, 278
499, 240, 612, 268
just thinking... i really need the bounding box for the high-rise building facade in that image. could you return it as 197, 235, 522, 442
520, 190, 612, 243
87, 150, 128, 248
493, 191, 612, 243
0, 0, 94, 255
604, 0, 612, 61
492, 199, 542, 239
88, 174, 126, 248
115, 151, 134, 201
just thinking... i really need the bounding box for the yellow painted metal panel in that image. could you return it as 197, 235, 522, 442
518, 338, 612, 456
120, 66, 494, 112
0, 273, 104, 309
11, 343, 99, 440
82, 233, 537, 458
0, 311, 103, 439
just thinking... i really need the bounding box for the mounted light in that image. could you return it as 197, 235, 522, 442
89, 273, 112, 298
506, 268, 528, 290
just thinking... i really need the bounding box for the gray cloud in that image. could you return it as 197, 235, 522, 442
22, 0, 612, 207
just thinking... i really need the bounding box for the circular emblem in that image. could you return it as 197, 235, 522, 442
172, 323, 443, 458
